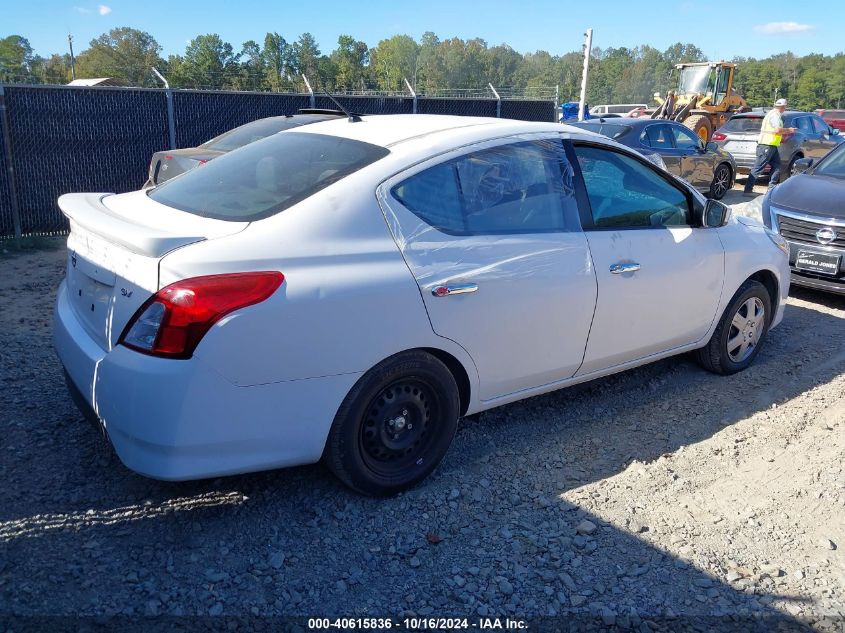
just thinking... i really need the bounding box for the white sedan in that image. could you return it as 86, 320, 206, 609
53, 115, 790, 495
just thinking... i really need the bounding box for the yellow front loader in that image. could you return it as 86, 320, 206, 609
652, 61, 750, 142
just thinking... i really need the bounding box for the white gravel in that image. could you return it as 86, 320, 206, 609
0, 242, 843, 631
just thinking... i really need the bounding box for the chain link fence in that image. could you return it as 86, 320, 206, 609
0, 84, 558, 238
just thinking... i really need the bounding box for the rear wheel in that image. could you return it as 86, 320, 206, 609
684, 114, 713, 142
324, 351, 460, 496
696, 280, 771, 375
709, 163, 732, 199
785, 153, 802, 180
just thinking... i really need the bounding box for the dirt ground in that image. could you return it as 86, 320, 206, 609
0, 212, 843, 631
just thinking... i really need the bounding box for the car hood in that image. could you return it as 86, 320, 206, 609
771, 173, 845, 218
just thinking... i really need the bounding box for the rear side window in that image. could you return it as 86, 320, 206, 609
574, 145, 690, 229
721, 117, 762, 133
811, 116, 831, 134
391, 140, 577, 235
642, 124, 674, 149
149, 132, 389, 221
671, 125, 701, 150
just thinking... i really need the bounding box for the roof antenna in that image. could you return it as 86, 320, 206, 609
321, 90, 361, 123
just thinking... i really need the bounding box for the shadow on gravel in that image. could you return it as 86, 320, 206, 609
2, 288, 843, 630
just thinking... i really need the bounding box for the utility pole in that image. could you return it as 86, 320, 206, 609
68, 34, 76, 80
578, 28, 593, 121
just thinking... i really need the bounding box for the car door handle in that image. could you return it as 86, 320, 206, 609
431, 283, 478, 297
610, 262, 641, 274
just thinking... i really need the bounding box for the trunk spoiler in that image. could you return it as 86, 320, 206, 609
58, 193, 207, 258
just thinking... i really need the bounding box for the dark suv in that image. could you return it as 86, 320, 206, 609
712, 111, 842, 178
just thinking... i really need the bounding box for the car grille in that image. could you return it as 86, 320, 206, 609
777, 214, 845, 248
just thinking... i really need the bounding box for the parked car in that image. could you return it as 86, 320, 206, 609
54, 115, 789, 495
756, 141, 845, 295
145, 110, 346, 186
570, 118, 737, 199
816, 109, 845, 134
590, 103, 648, 116
711, 111, 842, 178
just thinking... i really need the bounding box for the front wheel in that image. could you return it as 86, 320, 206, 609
709, 163, 732, 200
323, 351, 460, 496
696, 280, 772, 375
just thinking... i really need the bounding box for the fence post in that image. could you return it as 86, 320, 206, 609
403, 78, 417, 114
0, 85, 22, 241
302, 74, 315, 109
489, 83, 501, 118
164, 89, 176, 150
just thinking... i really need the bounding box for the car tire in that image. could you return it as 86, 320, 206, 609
708, 163, 732, 200
696, 280, 772, 375
684, 114, 713, 142
324, 350, 460, 496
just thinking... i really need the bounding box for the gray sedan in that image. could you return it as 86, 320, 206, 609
711, 111, 843, 178
571, 118, 736, 199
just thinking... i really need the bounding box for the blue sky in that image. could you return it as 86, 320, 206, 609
8, 0, 844, 60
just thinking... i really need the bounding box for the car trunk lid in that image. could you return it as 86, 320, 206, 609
60, 190, 247, 350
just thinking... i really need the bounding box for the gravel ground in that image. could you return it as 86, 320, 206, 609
0, 237, 843, 632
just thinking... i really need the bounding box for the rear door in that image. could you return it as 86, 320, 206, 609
378, 136, 597, 401
568, 142, 724, 374
809, 115, 839, 158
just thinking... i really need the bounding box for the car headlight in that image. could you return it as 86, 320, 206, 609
765, 228, 789, 256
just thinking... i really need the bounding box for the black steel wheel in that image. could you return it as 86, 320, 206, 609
324, 351, 460, 496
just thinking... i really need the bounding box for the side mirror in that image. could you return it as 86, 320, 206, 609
702, 199, 730, 228
832, 128, 840, 136
705, 141, 718, 153
792, 157, 814, 174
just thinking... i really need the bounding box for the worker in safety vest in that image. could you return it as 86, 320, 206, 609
743, 98, 796, 194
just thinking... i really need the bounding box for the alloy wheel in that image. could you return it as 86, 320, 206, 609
727, 297, 765, 363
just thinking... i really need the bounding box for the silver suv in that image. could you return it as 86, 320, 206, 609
712, 111, 842, 178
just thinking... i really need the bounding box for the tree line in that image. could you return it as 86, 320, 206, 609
1, 29, 844, 110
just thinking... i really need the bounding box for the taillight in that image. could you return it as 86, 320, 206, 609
711, 132, 727, 141
119, 272, 284, 359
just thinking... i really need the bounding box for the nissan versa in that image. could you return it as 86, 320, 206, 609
53, 115, 790, 495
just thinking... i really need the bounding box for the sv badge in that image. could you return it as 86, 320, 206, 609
120, 288, 133, 298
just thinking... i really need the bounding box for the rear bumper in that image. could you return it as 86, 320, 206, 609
53, 281, 360, 480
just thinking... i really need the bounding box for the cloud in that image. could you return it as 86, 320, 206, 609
753, 21, 814, 35
98, 4, 111, 14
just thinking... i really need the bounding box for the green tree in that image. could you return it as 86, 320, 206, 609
0, 35, 35, 82
171, 34, 239, 89
331, 35, 369, 91
369, 35, 418, 91
291, 32, 321, 87
74, 27, 163, 87
415, 31, 445, 93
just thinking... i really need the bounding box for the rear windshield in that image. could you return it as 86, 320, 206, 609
149, 132, 389, 221
571, 122, 631, 140
721, 117, 762, 133
203, 117, 306, 152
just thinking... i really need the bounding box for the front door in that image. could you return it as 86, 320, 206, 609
670, 124, 714, 189
568, 142, 725, 374
378, 137, 598, 401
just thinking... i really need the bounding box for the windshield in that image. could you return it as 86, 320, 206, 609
677, 66, 713, 95
149, 132, 389, 221
814, 143, 845, 179
202, 117, 305, 152
571, 122, 632, 140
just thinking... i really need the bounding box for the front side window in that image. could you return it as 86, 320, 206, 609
811, 116, 832, 135
149, 132, 389, 221
574, 145, 690, 229
794, 116, 813, 134
391, 140, 577, 234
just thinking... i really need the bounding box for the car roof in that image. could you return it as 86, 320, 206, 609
292, 114, 572, 149
575, 118, 656, 129
731, 110, 809, 119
